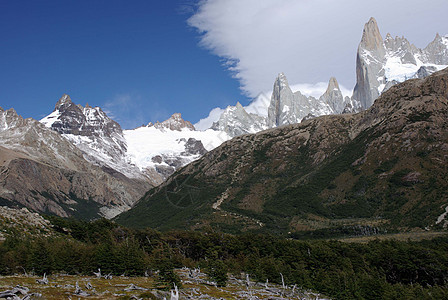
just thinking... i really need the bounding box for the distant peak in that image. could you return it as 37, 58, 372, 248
171, 113, 182, 119
85, 103, 91, 108
55, 94, 73, 110
360, 17, 384, 51
235, 101, 243, 108
274, 72, 289, 89
325, 77, 340, 94
152, 113, 195, 131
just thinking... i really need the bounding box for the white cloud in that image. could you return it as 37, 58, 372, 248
188, 0, 448, 97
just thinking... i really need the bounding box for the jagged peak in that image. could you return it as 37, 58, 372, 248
325, 77, 340, 94
171, 112, 182, 119
360, 17, 384, 51
274, 72, 289, 89
235, 101, 244, 109
55, 94, 73, 110
151, 113, 195, 131
56, 94, 72, 106
85, 103, 91, 108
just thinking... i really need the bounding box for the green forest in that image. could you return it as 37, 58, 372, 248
1, 217, 447, 299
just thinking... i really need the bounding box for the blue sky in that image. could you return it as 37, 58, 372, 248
0, 0, 245, 128
1, 0, 447, 129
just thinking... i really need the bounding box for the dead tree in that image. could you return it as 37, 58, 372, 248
36, 273, 48, 284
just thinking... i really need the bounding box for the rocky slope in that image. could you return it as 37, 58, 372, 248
116, 68, 448, 234
0, 107, 151, 219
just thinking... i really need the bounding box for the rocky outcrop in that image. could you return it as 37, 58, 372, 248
352, 17, 386, 109
319, 77, 347, 114
149, 113, 195, 131
211, 102, 267, 137
182, 138, 207, 156
268, 73, 326, 127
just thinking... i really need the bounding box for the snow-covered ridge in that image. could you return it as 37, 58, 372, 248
124, 126, 229, 171
40, 97, 231, 184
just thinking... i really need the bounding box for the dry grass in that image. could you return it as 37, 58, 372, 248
0, 269, 327, 299
0, 275, 157, 299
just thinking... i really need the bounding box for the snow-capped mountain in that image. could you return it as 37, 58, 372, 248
211, 102, 268, 137
266, 73, 353, 127
0, 106, 151, 219
124, 114, 230, 178
353, 17, 448, 109
199, 17, 447, 137
41, 98, 230, 184
40, 94, 139, 181
211, 73, 353, 137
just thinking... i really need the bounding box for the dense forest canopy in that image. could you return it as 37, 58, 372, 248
1, 217, 447, 299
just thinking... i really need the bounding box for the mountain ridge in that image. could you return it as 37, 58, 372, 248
115, 67, 448, 233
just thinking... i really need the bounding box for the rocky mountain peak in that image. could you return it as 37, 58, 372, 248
151, 113, 195, 131
55, 94, 73, 110
325, 77, 340, 94
274, 72, 290, 90
211, 101, 268, 137
360, 17, 384, 53
319, 77, 345, 114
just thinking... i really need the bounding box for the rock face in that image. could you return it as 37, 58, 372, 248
0, 107, 151, 219
352, 17, 387, 109
267, 73, 351, 127
150, 113, 195, 131
41, 94, 142, 182
211, 102, 268, 137
352, 18, 448, 109
116, 68, 448, 234
205, 18, 446, 138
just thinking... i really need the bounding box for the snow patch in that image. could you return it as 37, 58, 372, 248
40, 110, 61, 128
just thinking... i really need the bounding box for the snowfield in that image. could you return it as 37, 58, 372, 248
124, 126, 230, 170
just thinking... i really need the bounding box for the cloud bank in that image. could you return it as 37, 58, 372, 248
188, 0, 448, 97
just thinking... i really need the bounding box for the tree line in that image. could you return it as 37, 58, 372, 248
0, 216, 447, 299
